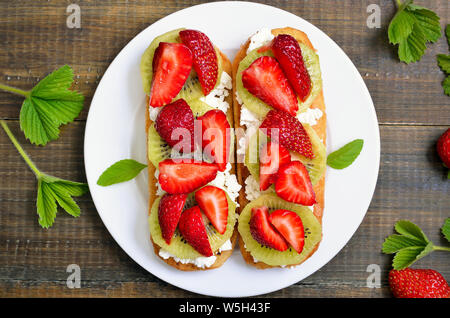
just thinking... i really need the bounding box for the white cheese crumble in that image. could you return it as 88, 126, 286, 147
297, 108, 323, 127
240, 106, 262, 130
244, 175, 273, 201
199, 71, 232, 113
237, 136, 247, 156
148, 105, 162, 122
209, 163, 242, 206
247, 28, 275, 54
158, 239, 233, 269
154, 170, 166, 196
235, 90, 243, 105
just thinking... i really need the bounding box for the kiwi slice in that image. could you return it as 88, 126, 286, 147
149, 192, 237, 259
244, 125, 326, 186
238, 193, 322, 266
140, 28, 185, 94
188, 99, 214, 117
292, 124, 326, 185
236, 44, 322, 118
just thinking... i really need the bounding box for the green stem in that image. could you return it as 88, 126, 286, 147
433, 245, 450, 252
0, 120, 41, 178
0, 83, 30, 98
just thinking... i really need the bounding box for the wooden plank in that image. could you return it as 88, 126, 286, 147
0, 0, 449, 124
0, 121, 448, 297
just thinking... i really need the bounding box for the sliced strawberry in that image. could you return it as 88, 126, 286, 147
195, 186, 228, 234
275, 161, 316, 206
250, 206, 288, 252
178, 206, 213, 257
155, 99, 195, 153
272, 34, 311, 101
198, 109, 230, 171
242, 56, 298, 116
268, 209, 304, 254
260, 109, 314, 159
149, 42, 192, 107
179, 30, 218, 95
259, 142, 291, 191
158, 193, 187, 244
158, 159, 218, 194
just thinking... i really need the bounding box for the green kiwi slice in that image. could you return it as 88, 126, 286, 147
244, 125, 326, 186
149, 191, 237, 259
140, 27, 225, 101
147, 123, 171, 168
188, 99, 214, 117
238, 193, 322, 266
236, 44, 322, 118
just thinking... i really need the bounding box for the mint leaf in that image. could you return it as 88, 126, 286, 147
442, 218, 450, 242
382, 234, 425, 254
437, 54, 450, 74
395, 220, 429, 243
37, 176, 88, 228
327, 139, 363, 169
388, 1, 441, 63
392, 244, 433, 270
97, 159, 147, 186
19, 65, 84, 145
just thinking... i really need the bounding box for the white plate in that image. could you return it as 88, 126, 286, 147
84, 1, 380, 297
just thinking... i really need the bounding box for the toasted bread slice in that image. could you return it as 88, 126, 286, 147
146, 49, 238, 271
232, 27, 326, 269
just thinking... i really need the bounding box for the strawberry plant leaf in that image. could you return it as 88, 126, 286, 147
97, 159, 147, 186
443, 76, 450, 96
395, 220, 429, 243
442, 218, 450, 242
392, 244, 433, 270
327, 139, 364, 169
382, 234, 425, 254
437, 54, 450, 74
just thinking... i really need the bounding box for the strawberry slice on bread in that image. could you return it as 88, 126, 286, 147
259, 142, 291, 191
150, 42, 192, 107
272, 34, 312, 102
260, 109, 314, 159
178, 206, 213, 257
242, 56, 298, 116
179, 30, 218, 96
250, 206, 288, 252
198, 109, 231, 172
158, 193, 187, 244
195, 185, 229, 234
268, 209, 305, 254
275, 161, 316, 206
158, 159, 218, 194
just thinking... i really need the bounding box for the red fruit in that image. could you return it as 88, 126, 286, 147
178, 206, 213, 257
249, 206, 288, 252
389, 268, 450, 298
272, 34, 311, 101
259, 142, 291, 191
155, 99, 195, 153
437, 128, 450, 168
268, 210, 304, 254
195, 185, 228, 234
158, 193, 187, 244
158, 159, 218, 194
275, 161, 316, 206
198, 109, 230, 171
179, 30, 218, 95
260, 109, 314, 159
149, 42, 192, 107
242, 56, 298, 116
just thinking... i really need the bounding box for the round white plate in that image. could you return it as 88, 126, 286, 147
84, 1, 380, 297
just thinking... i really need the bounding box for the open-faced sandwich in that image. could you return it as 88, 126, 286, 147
141, 29, 241, 271
233, 27, 327, 269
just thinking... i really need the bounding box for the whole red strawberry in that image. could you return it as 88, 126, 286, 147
155, 99, 195, 153
260, 109, 314, 159
389, 268, 450, 298
437, 128, 450, 169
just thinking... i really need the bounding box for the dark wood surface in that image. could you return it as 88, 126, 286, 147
0, 0, 449, 298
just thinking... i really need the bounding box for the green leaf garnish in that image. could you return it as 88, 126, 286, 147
97, 159, 147, 186
0, 65, 84, 145
446, 25, 450, 46
327, 139, 364, 169
388, 1, 441, 64
437, 54, 450, 74
442, 218, 450, 242
382, 220, 450, 270
0, 120, 88, 228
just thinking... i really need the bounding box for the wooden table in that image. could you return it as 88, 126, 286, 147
0, 0, 448, 298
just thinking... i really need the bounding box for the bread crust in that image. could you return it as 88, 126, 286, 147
146, 49, 238, 271
232, 27, 326, 269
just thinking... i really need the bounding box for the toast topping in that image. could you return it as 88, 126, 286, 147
250, 206, 288, 252
275, 161, 316, 206
178, 206, 213, 257
158, 193, 187, 244
259, 142, 291, 191
268, 209, 305, 254
195, 185, 229, 234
